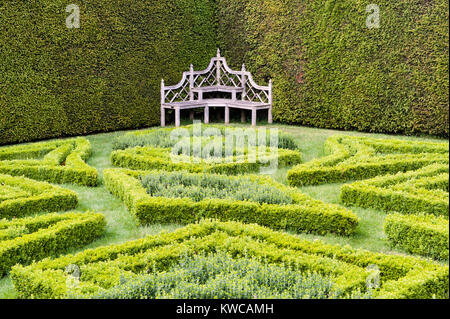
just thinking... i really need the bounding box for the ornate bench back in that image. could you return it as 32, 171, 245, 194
162, 49, 272, 105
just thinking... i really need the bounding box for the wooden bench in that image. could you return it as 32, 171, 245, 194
161, 49, 272, 127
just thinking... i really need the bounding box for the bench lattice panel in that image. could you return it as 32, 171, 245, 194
161, 49, 273, 127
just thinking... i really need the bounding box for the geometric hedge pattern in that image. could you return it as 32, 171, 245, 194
9, 219, 449, 299
341, 164, 449, 217
0, 174, 78, 219
0, 137, 98, 186
287, 135, 449, 186
0, 212, 106, 276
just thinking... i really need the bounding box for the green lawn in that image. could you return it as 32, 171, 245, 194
0, 122, 446, 298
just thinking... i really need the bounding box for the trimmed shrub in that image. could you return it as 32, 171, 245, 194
0, 0, 217, 145
111, 146, 302, 175
90, 252, 357, 299
140, 172, 293, 205
0, 138, 98, 186
217, 0, 449, 136
111, 125, 303, 175
112, 125, 301, 151
341, 164, 449, 217
10, 219, 448, 299
384, 213, 449, 261
0, 212, 106, 276
103, 168, 359, 236
0, 174, 78, 219
287, 135, 449, 187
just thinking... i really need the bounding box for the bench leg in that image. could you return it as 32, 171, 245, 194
204, 106, 209, 124
268, 108, 273, 124
252, 109, 257, 127
175, 108, 181, 127
225, 106, 230, 125
240, 110, 246, 123
161, 108, 165, 127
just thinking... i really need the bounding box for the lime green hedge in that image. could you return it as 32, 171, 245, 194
0, 212, 106, 277
112, 124, 301, 151
0, 174, 78, 219
341, 164, 449, 217
111, 146, 302, 175
103, 168, 358, 236
384, 213, 449, 261
10, 219, 448, 299
287, 135, 449, 187
217, 0, 449, 136
0, 0, 217, 145
110, 125, 303, 174
0, 138, 98, 186
89, 252, 357, 299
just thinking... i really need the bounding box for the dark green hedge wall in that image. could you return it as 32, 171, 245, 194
217, 0, 449, 136
1, 0, 448, 143
0, 0, 216, 145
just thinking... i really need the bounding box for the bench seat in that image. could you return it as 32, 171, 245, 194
162, 98, 270, 110
161, 49, 272, 127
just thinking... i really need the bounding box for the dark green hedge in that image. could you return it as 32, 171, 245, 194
217, 0, 449, 136
0, 0, 217, 145
1, 1, 448, 143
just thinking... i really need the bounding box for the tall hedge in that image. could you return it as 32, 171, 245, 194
1, 1, 448, 143
0, 0, 216, 145
217, 0, 449, 136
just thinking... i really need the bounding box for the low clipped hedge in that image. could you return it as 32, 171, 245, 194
287, 135, 449, 187
0, 212, 106, 277
10, 219, 448, 299
111, 146, 302, 175
0, 138, 98, 186
103, 168, 358, 236
112, 124, 301, 151
0, 174, 78, 219
385, 213, 449, 261
89, 252, 352, 299
341, 164, 449, 217
111, 125, 303, 175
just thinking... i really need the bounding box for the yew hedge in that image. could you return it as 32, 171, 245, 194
0, 0, 217, 145
217, 0, 449, 136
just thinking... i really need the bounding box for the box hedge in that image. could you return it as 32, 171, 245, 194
0, 174, 78, 219
0, 138, 98, 186
111, 146, 302, 175
10, 219, 448, 299
0, 211, 106, 277
103, 168, 358, 236
341, 164, 449, 217
111, 124, 301, 151
287, 135, 449, 187
384, 213, 449, 261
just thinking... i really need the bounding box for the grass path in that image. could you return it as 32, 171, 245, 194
0, 123, 446, 298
